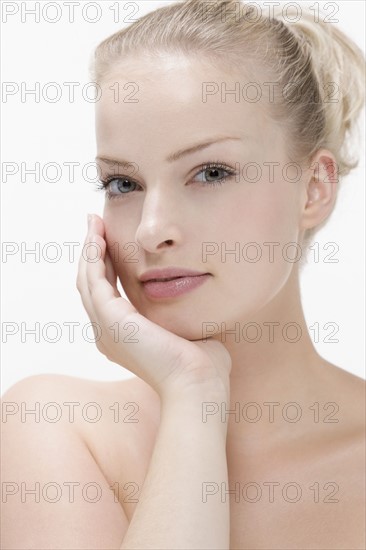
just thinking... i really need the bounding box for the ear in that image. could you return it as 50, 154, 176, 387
300, 148, 339, 230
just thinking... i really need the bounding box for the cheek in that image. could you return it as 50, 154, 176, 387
202, 185, 300, 320
264, 186, 301, 241
213, 182, 301, 268
103, 213, 136, 279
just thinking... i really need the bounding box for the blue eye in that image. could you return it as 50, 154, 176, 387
109, 178, 137, 194
95, 161, 237, 199
193, 163, 236, 186
109, 178, 136, 193
95, 177, 139, 199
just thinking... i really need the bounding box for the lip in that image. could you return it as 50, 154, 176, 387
141, 274, 211, 299
138, 267, 212, 299
139, 267, 210, 283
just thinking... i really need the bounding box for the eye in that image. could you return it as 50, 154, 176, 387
96, 176, 139, 199
192, 163, 237, 187
95, 161, 238, 199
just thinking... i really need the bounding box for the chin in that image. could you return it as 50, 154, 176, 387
122, 284, 219, 340
142, 308, 210, 341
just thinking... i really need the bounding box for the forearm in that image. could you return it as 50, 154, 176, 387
120, 388, 230, 550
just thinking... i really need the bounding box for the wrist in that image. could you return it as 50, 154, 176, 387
159, 376, 229, 406
159, 379, 229, 429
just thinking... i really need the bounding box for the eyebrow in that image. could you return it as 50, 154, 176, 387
96, 136, 242, 166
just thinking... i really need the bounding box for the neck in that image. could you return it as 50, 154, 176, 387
210, 267, 325, 452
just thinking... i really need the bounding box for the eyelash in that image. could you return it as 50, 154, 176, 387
94, 161, 237, 200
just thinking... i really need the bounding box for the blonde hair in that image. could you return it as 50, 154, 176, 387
90, 0, 365, 249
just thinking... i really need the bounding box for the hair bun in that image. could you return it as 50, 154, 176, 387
271, 4, 365, 177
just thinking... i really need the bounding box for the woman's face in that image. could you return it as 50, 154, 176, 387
95, 57, 306, 340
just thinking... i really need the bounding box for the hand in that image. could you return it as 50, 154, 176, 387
76, 214, 232, 401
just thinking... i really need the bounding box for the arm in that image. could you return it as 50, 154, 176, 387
0, 375, 129, 550
75, 215, 232, 548
119, 386, 230, 550
1, 376, 229, 550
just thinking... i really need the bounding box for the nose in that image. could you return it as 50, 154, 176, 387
135, 186, 183, 253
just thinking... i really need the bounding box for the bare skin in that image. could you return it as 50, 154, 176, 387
79, 367, 365, 550
2, 366, 364, 549
1, 55, 365, 548
100, 365, 366, 550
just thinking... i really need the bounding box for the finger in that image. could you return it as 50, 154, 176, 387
89, 213, 105, 237
85, 233, 135, 313
76, 225, 98, 320
104, 248, 121, 298
89, 214, 120, 295
86, 213, 121, 297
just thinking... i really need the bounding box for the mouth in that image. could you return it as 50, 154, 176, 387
141, 273, 211, 299
139, 267, 210, 283
147, 276, 191, 282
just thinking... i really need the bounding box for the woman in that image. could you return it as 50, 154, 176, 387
2, 0, 365, 548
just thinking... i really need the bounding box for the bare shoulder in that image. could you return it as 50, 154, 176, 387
313, 360, 365, 490
316, 360, 365, 428
1, 372, 161, 443
1, 373, 102, 433
1, 372, 160, 420
1, 375, 152, 547
319, 359, 366, 389
319, 363, 365, 544
1, 373, 161, 518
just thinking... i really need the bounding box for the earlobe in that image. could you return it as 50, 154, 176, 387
300, 149, 338, 230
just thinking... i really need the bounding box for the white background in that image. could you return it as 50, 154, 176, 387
1, 1, 365, 395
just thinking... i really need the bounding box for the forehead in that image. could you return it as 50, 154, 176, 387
95, 57, 280, 155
